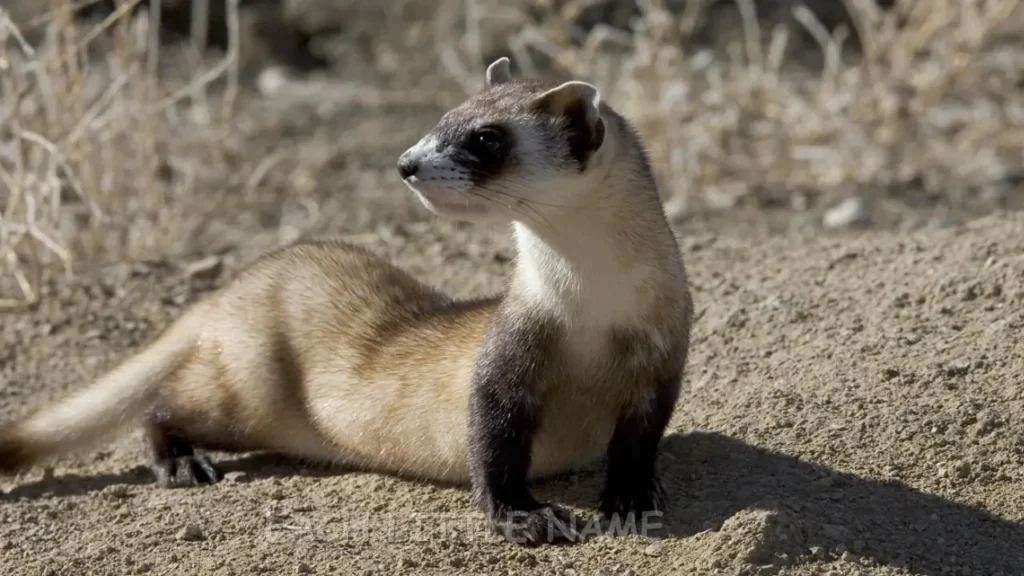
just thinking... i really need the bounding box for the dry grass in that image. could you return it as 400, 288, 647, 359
0, 0, 239, 309
444, 0, 1024, 218
1, 0, 1022, 307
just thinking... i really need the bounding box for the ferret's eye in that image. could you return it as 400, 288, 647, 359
465, 127, 504, 157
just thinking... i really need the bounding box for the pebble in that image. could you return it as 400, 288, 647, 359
223, 471, 248, 483
643, 543, 664, 557
955, 461, 972, 479
398, 557, 418, 569
709, 559, 723, 569
809, 546, 826, 560
823, 196, 869, 229
175, 524, 205, 542
296, 563, 312, 574
104, 485, 130, 499
517, 552, 538, 567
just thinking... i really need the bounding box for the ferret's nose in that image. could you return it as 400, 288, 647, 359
397, 152, 419, 180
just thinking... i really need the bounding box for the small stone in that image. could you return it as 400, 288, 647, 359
296, 563, 312, 574
623, 569, 637, 576
398, 557, 418, 569
709, 559, 723, 569
881, 367, 900, 381
517, 553, 538, 567
643, 543, 664, 557
562, 570, 578, 576
269, 488, 286, 500
449, 557, 466, 568
224, 471, 248, 483
946, 361, 972, 377
954, 461, 972, 479
176, 524, 205, 542
823, 196, 869, 229
105, 485, 130, 499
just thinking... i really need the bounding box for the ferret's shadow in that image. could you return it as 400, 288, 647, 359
547, 432, 1024, 575
3, 432, 1021, 574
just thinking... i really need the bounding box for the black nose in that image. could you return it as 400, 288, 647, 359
397, 154, 419, 180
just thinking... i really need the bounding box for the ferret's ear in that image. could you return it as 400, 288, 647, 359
485, 57, 512, 87
531, 81, 606, 168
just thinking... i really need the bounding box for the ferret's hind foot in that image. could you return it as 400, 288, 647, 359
152, 453, 221, 488
146, 424, 221, 488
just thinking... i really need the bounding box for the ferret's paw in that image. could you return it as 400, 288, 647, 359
599, 475, 665, 525
490, 503, 582, 547
153, 454, 221, 488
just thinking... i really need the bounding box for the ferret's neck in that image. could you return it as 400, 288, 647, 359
510, 172, 682, 331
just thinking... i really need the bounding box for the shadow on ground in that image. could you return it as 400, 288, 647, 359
3, 432, 1020, 574
556, 432, 1024, 575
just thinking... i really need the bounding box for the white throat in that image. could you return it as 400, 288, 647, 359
511, 183, 681, 334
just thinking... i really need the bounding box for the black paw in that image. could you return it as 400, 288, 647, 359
599, 476, 665, 522
490, 503, 582, 546
152, 454, 221, 488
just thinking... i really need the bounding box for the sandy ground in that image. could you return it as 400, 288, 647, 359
2, 4, 1024, 573
2, 188, 1023, 575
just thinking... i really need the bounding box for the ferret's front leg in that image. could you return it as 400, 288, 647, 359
599, 370, 681, 528
467, 316, 579, 547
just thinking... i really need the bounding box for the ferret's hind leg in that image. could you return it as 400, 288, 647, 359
145, 421, 221, 487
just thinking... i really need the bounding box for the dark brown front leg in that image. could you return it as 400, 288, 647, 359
599, 371, 681, 529
468, 313, 579, 546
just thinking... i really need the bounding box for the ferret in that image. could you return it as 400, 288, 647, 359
0, 58, 693, 546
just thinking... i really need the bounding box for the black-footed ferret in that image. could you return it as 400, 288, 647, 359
0, 58, 693, 546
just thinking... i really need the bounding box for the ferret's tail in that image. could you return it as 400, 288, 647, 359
0, 310, 202, 474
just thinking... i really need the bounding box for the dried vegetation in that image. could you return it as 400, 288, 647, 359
1, 0, 1022, 307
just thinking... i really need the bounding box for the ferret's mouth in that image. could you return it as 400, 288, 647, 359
402, 177, 493, 218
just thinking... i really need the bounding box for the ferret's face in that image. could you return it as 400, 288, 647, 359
397, 65, 606, 225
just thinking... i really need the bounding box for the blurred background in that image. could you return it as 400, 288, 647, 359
0, 0, 1022, 304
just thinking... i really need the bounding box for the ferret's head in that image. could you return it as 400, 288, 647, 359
397, 58, 612, 224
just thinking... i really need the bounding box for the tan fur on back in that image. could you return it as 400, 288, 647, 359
156, 240, 497, 482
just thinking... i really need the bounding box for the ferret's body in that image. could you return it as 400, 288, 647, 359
148, 240, 633, 483
0, 58, 693, 546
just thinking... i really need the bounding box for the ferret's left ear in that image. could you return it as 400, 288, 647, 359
485, 57, 512, 87
531, 81, 606, 169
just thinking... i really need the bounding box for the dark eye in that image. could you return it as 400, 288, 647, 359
465, 127, 504, 157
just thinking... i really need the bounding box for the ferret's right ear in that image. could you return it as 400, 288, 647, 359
485, 57, 512, 87
531, 81, 606, 169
